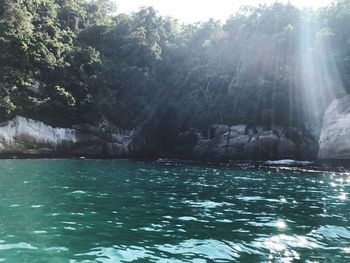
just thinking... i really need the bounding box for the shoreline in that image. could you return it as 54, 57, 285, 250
0, 154, 349, 172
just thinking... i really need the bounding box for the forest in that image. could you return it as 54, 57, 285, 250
0, 0, 350, 136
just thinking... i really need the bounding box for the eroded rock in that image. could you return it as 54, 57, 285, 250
0, 116, 133, 157
318, 95, 350, 159
190, 123, 317, 160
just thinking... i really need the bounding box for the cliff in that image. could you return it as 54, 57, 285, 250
318, 95, 350, 159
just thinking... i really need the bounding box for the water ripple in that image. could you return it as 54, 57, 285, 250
0, 159, 349, 262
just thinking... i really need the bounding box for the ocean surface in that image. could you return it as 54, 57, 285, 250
0, 159, 349, 262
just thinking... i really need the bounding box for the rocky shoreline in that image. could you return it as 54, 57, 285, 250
0, 96, 349, 160
174, 95, 350, 161
0, 116, 135, 158
174, 124, 318, 161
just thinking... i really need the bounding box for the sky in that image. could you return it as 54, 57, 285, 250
115, 0, 334, 23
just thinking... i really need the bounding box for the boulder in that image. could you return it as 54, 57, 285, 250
230, 124, 247, 135
243, 131, 280, 159
243, 136, 260, 158
318, 95, 350, 159
210, 124, 229, 139
188, 123, 317, 160
192, 139, 213, 158
0, 116, 133, 157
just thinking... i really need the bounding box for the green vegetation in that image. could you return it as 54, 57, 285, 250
0, 0, 349, 132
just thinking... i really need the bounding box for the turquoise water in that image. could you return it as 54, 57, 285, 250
0, 159, 349, 262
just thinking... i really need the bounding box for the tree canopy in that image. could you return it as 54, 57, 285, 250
0, 0, 349, 132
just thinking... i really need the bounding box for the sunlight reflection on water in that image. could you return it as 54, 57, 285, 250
0, 160, 349, 262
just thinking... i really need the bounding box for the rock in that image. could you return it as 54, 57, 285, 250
276, 136, 298, 159
210, 124, 229, 139
0, 116, 320, 160
243, 131, 280, 159
192, 139, 213, 158
188, 123, 317, 161
318, 95, 350, 159
173, 131, 199, 156
257, 131, 280, 157
245, 124, 258, 135
243, 136, 260, 158
230, 125, 247, 135
270, 124, 284, 137
220, 125, 247, 141
0, 116, 133, 157
227, 134, 251, 148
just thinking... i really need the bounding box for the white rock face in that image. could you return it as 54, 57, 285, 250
0, 116, 133, 156
318, 95, 350, 159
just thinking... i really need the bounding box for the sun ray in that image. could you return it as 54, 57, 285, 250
296, 8, 346, 137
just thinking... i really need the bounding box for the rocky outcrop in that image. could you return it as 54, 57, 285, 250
318, 95, 350, 159
186, 124, 318, 161
0, 116, 134, 157
0, 114, 324, 160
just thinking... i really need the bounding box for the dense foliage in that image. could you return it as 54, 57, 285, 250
0, 0, 350, 132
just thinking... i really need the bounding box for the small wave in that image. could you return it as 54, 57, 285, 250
216, 219, 233, 223
156, 239, 239, 261
178, 216, 209, 223
70, 190, 87, 195
139, 227, 162, 232
183, 200, 228, 209
31, 205, 43, 208
252, 234, 320, 259
265, 159, 313, 166
63, 226, 76, 231
33, 230, 47, 234
310, 225, 350, 240
75, 246, 155, 262
0, 242, 38, 250
45, 246, 69, 252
